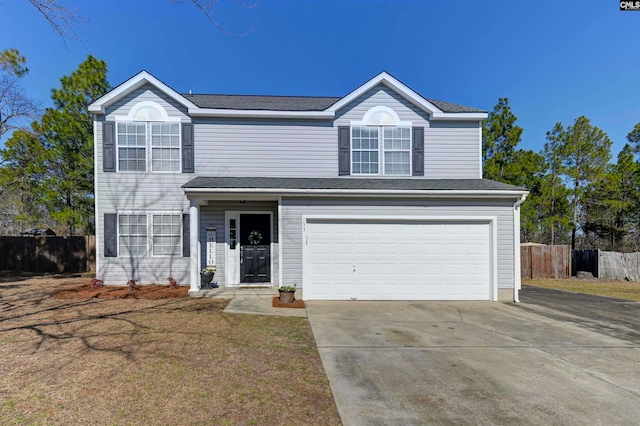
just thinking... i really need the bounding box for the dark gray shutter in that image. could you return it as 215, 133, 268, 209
103, 122, 116, 172
104, 213, 117, 257
412, 127, 424, 176
338, 126, 350, 176
182, 123, 194, 173
182, 213, 190, 257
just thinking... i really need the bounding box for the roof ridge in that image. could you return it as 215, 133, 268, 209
183, 93, 342, 99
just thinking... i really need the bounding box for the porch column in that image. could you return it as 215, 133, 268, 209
189, 200, 200, 292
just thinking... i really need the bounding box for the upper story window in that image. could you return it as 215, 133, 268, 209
151, 123, 180, 172
117, 123, 147, 171
350, 106, 412, 176
114, 101, 182, 173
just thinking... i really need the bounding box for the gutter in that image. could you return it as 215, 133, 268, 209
182, 187, 529, 198
513, 193, 528, 303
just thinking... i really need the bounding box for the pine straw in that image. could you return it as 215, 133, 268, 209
52, 283, 189, 300
272, 296, 306, 309
0, 274, 341, 425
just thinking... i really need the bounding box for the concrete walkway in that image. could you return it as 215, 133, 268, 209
306, 300, 640, 425
189, 286, 306, 317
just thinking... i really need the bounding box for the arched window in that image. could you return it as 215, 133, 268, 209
116, 101, 181, 172
350, 106, 412, 176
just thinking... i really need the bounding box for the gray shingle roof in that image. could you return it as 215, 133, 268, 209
183, 94, 341, 111
182, 177, 527, 193
426, 99, 486, 113
182, 94, 484, 114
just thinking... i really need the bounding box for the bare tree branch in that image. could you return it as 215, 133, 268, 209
0, 75, 41, 140
175, 0, 257, 37
28, 0, 87, 43
25, 0, 256, 44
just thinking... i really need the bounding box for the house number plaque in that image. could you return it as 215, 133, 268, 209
206, 227, 216, 267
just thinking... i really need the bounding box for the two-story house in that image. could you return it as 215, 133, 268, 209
88, 71, 528, 302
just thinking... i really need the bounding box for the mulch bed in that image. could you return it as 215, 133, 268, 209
52, 283, 189, 300
272, 296, 305, 308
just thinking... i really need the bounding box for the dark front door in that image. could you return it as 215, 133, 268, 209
240, 214, 271, 283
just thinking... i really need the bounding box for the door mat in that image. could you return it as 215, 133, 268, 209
272, 296, 305, 308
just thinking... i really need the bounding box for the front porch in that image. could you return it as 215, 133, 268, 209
189, 285, 279, 298
188, 285, 306, 318
185, 197, 281, 292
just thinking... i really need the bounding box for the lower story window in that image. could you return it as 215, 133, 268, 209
152, 214, 181, 256
119, 214, 147, 256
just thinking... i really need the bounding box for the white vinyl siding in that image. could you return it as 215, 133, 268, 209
152, 214, 181, 256
119, 214, 147, 256
117, 123, 146, 171
151, 123, 181, 172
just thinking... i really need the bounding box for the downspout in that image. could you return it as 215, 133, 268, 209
513, 194, 528, 303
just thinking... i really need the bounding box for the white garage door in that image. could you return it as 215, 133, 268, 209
305, 220, 492, 301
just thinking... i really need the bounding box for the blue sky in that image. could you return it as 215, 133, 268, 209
2, 0, 639, 158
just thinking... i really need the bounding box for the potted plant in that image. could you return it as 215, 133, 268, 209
200, 267, 217, 288
278, 285, 296, 304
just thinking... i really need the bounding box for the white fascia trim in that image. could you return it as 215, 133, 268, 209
112, 114, 183, 123
350, 120, 413, 127
430, 112, 488, 120
89, 71, 198, 114
93, 116, 100, 277
328, 72, 444, 115
183, 187, 529, 198
277, 197, 283, 288
513, 193, 528, 303
187, 108, 334, 119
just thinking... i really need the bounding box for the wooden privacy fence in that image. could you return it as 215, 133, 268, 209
574, 249, 640, 281
520, 245, 571, 279
0, 236, 95, 273
572, 249, 599, 277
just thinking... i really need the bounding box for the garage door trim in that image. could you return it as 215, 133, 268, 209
302, 215, 498, 301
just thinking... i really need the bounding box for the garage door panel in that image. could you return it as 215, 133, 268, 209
305, 220, 491, 301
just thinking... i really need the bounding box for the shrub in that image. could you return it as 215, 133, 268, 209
168, 277, 178, 289
91, 278, 104, 290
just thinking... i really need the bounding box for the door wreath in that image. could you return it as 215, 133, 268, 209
248, 230, 263, 245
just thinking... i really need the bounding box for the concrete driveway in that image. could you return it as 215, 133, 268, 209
306, 295, 640, 425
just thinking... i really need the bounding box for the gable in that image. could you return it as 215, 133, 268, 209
334, 84, 431, 126
90, 70, 486, 121
105, 84, 189, 120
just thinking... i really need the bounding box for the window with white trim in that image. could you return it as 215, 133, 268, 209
352, 127, 379, 175
151, 123, 180, 172
383, 127, 411, 175
117, 213, 182, 257
116, 122, 181, 172
152, 214, 181, 256
351, 126, 411, 176
119, 214, 147, 256
117, 123, 147, 171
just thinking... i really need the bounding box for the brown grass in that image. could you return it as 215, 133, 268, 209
0, 274, 341, 425
524, 278, 640, 301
